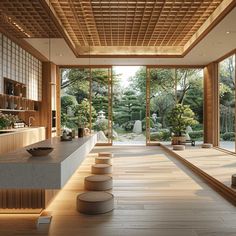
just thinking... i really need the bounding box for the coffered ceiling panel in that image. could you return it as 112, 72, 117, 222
0, 0, 234, 57
0, 0, 61, 38
50, 0, 222, 48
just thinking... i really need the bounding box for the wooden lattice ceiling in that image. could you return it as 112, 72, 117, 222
0, 0, 61, 38
0, 0, 234, 57
50, 0, 222, 47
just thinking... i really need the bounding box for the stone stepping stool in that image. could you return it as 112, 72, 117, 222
77, 191, 114, 215
202, 143, 213, 148
173, 145, 185, 151
98, 152, 114, 158
232, 174, 236, 187
84, 175, 113, 191
91, 164, 112, 174
95, 156, 112, 165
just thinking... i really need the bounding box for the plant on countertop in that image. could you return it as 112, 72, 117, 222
167, 104, 198, 137
0, 112, 19, 129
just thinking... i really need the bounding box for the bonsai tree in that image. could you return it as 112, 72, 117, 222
167, 104, 198, 137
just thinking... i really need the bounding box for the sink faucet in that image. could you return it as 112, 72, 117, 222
28, 116, 35, 127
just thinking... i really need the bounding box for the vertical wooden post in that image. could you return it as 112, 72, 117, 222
146, 67, 150, 145
203, 62, 219, 146
40, 62, 57, 139
108, 67, 113, 145
56, 66, 61, 136
89, 68, 92, 132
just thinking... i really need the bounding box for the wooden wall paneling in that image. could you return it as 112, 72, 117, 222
203, 62, 219, 146
0, 188, 58, 213
0, 127, 46, 155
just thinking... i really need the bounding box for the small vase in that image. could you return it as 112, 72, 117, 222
78, 127, 84, 138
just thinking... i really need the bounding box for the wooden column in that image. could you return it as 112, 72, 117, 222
203, 62, 219, 146
40, 62, 57, 139
56, 66, 61, 136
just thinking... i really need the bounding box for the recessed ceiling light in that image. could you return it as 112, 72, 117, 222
226, 31, 230, 34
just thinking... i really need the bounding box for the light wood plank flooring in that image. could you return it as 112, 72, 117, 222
0, 146, 236, 236
163, 144, 236, 190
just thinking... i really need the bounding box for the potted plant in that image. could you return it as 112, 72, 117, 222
0, 112, 18, 129
77, 115, 87, 138
167, 104, 198, 145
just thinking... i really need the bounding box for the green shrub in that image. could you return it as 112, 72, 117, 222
121, 120, 135, 131
150, 129, 171, 141
142, 118, 154, 130
192, 123, 203, 131
188, 130, 203, 140
93, 119, 108, 132
160, 129, 171, 141
222, 132, 235, 141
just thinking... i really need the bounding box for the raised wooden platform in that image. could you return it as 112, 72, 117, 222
161, 144, 236, 205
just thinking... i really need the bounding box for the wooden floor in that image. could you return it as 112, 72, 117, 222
162, 144, 236, 202
163, 144, 236, 189
0, 146, 236, 236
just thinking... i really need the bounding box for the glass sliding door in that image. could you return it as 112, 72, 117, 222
91, 68, 112, 144
176, 68, 204, 142
147, 68, 176, 144
60, 67, 112, 145
219, 54, 236, 152
146, 67, 203, 145
112, 66, 146, 145
60, 68, 90, 132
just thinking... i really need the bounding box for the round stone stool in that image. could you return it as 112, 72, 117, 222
232, 174, 236, 187
95, 156, 112, 165
91, 164, 112, 174
98, 152, 114, 158
202, 143, 213, 148
84, 175, 113, 191
173, 145, 185, 151
77, 191, 114, 214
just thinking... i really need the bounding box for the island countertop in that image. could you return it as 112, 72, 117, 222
0, 134, 97, 189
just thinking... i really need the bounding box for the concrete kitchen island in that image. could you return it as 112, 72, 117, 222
0, 134, 97, 213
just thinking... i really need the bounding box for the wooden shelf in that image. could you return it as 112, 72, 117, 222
0, 94, 39, 111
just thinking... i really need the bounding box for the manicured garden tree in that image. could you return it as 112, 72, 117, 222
113, 90, 142, 130
74, 98, 96, 128
167, 104, 198, 144
60, 95, 78, 127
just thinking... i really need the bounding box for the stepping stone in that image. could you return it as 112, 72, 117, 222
98, 152, 114, 158
95, 156, 112, 165
173, 145, 185, 151
91, 164, 112, 174
84, 175, 113, 191
77, 191, 114, 215
202, 143, 213, 148
232, 174, 236, 186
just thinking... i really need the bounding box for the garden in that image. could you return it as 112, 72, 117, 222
60, 66, 205, 144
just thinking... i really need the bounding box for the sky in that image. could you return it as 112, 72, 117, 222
113, 66, 142, 88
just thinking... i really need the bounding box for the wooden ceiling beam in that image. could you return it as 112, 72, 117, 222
39, 0, 79, 57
